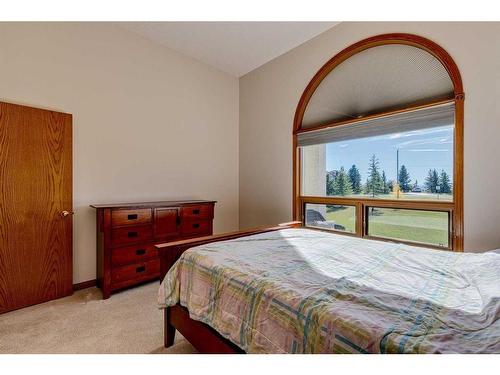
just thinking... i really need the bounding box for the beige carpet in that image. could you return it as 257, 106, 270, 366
0, 282, 197, 354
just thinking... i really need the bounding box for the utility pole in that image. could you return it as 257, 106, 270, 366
396, 148, 399, 184
396, 148, 400, 199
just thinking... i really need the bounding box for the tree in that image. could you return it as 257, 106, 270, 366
366, 154, 383, 197
388, 179, 396, 193
398, 165, 412, 192
348, 164, 362, 194
332, 167, 352, 196
439, 170, 452, 194
381, 171, 390, 194
425, 169, 439, 193
413, 180, 419, 190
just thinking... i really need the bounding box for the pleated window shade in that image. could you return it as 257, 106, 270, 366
301, 44, 454, 127
297, 101, 455, 147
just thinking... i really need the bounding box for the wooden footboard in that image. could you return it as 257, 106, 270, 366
156, 221, 302, 353
164, 305, 244, 353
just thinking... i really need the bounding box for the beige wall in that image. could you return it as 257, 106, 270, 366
240, 22, 500, 252
0, 23, 239, 283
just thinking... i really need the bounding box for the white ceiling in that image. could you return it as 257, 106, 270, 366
119, 22, 339, 77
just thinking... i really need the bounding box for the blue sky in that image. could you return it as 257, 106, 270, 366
326, 125, 454, 186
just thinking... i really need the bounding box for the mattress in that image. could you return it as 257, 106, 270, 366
158, 228, 500, 353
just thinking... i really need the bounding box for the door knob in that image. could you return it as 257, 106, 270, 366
61, 210, 74, 217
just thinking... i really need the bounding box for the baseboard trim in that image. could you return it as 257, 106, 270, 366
73, 279, 97, 291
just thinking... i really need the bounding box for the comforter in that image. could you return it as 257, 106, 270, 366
158, 228, 500, 353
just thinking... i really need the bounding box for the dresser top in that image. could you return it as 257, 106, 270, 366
89, 199, 216, 209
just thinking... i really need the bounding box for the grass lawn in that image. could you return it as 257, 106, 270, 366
325, 206, 448, 247
325, 206, 356, 233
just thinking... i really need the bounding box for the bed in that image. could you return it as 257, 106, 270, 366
156, 224, 500, 354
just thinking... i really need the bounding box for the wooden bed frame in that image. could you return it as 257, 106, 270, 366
156, 221, 302, 354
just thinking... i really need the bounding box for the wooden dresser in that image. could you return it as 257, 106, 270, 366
90, 200, 216, 299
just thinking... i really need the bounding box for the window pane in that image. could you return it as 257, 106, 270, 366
305, 204, 355, 233
301, 124, 454, 201
367, 207, 449, 247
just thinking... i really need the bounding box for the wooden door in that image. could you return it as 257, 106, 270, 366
0, 101, 72, 313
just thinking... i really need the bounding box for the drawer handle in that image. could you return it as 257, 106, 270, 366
192, 209, 200, 215
136, 249, 146, 256
192, 223, 200, 229
127, 214, 138, 220
128, 231, 138, 238
136, 266, 146, 273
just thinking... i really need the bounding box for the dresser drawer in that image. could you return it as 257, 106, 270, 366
111, 208, 152, 227
181, 204, 213, 220
111, 225, 152, 246
111, 243, 158, 266
111, 258, 160, 284
180, 219, 212, 237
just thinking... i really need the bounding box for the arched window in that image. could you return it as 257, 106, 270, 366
293, 34, 464, 251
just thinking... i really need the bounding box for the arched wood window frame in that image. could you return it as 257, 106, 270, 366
293, 33, 464, 251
